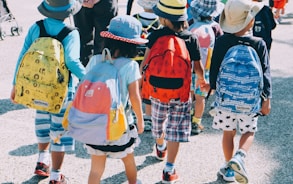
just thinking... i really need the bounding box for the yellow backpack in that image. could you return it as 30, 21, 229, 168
14, 20, 74, 113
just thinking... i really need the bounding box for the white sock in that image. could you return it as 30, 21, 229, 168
236, 149, 247, 158
38, 150, 50, 165
143, 114, 151, 120
50, 170, 61, 181
157, 141, 167, 151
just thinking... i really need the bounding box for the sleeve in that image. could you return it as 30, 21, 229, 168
62, 29, 86, 80
266, 7, 277, 30
126, 60, 141, 85
146, 30, 159, 49
187, 34, 201, 62
12, 23, 40, 85
209, 38, 226, 89
257, 41, 272, 98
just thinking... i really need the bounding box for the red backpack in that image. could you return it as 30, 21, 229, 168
141, 35, 191, 103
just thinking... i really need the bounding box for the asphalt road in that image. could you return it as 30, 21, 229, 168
0, 0, 293, 184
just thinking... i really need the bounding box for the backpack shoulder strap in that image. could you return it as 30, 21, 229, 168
36, 20, 49, 37
35, 19, 75, 42
56, 26, 75, 42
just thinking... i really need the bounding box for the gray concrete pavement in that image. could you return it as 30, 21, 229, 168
0, 0, 292, 183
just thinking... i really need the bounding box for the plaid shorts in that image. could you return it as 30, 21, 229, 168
150, 98, 191, 142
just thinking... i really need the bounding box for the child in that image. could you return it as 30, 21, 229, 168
10, 0, 86, 183
141, 0, 208, 183
209, 0, 272, 183
253, 0, 277, 54
188, 0, 224, 134
273, 0, 288, 23
133, 0, 160, 36
133, 0, 161, 131
84, 15, 146, 184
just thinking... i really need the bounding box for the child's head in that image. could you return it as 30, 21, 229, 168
38, 0, 82, 21
100, 15, 149, 58
153, 0, 188, 31
219, 0, 264, 34
137, 0, 159, 12
190, 0, 224, 21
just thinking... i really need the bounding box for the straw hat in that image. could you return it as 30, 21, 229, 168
153, 0, 188, 21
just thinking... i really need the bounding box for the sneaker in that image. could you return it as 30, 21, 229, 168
155, 144, 167, 161
191, 123, 202, 135
228, 154, 248, 184
143, 116, 152, 131
34, 162, 50, 177
218, 166, 235, 182
49, 174, 68, 184
162, 170, 179, 184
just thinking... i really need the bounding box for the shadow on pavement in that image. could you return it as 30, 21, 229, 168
201, 77, 293, 183
0, 98, 26, 115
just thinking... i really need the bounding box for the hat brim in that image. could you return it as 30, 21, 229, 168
137, 0, 157, 10
191, 0, 224, 18
219, 2, 264, 33
100, 31, 149, 45
38, 1, 82, 20
153, 5, 187, 21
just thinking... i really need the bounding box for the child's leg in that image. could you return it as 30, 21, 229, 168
193, 94, 205, 130
228, 114, 258, 184
275, 8, 281, 18
239, 132, 255, 153
121, 153, 138, 184
166, 141, 180, 167
144, 103, 152, 131
88, 155, 107, 184
222, 130, 237, 162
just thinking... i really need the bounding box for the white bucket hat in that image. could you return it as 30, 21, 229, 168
219, 0, 264, 33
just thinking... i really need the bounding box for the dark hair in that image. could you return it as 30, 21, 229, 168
170, 20, 188, 31
104, 38, 138, 58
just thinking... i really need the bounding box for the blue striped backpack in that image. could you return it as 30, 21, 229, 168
215, 41, 263, 114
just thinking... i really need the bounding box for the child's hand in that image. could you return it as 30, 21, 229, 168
260, 99, 271, 115
10, 86, 17, 104
136, 119, 145, 134
196, 78, 210, 92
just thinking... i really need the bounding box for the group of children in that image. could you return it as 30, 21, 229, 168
10, 0, 273, 183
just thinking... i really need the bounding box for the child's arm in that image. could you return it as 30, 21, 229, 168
260, 98, 271, 115
194, 60, 210, 92
128, 80, 145, 134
